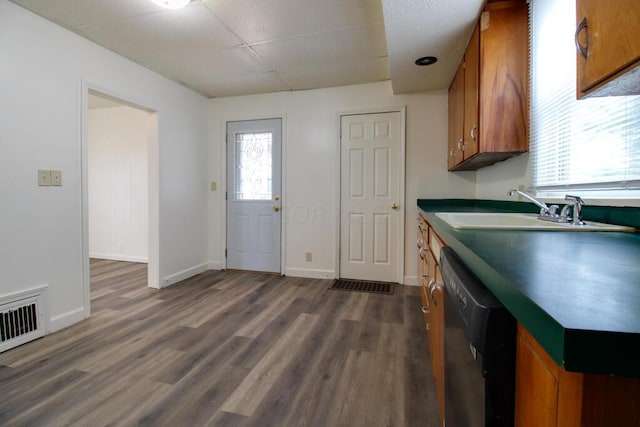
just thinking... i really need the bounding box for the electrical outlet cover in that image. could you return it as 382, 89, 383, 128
51, 170, 62, 186
38, 169, 51, 186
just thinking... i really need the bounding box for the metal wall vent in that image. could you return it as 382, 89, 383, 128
1, 302, 38, 343
0, 287, 47, 353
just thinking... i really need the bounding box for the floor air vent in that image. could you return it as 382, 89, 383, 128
0, 287, 47, 353
329, 279, 394, 295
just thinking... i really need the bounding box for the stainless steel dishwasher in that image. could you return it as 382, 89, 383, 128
439, 247, 517, 427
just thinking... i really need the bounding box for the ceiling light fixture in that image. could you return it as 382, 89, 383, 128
415, 56, 438, 66
150, 0, 191, 9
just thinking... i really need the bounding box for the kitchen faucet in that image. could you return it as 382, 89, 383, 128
508, 189, 551, 216
508, 189, 586, 225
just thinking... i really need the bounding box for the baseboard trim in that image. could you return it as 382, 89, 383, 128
162, 262, 209, 288
90, 252, 148, 263
49, 306, 89, 333
207, 261, 224, 271
285, 268, 335, 280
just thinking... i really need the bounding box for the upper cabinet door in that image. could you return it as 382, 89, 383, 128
576, 0, 640, 98
463, 24, 480, 160
448, 61, 465, 170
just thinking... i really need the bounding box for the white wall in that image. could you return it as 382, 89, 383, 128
208, 81, 476, 284
0, 0, 209, 332
476, 153, 531, 200
88, 105, 149, 263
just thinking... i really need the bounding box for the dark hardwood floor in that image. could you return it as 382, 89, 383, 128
0, 259, 439, 426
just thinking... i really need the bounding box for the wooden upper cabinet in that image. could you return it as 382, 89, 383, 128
447, 0, 528, 171
576, 0, 640, 98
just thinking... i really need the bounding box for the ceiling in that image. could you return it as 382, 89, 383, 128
10, 0, 485, 98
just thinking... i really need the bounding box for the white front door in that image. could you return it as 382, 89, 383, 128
340, 112, 402, 283
226, 119, 282, 273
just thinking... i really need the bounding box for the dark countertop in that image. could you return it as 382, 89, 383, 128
418, 199, 640, 377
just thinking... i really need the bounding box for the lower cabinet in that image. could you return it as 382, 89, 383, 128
417, 214, 446, 426
419, 213, 640, 427
515, 323, 640, 426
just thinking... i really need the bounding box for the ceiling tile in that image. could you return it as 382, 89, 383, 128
191, 73, 291, 98
252, 24, 387, 70
76, 3, 241, 60
205, 0, 384, 44
279, 57, 389, 91
139, 46, 286, 96
12, 0, 163, 28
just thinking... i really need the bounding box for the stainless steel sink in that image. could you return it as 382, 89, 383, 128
435, 212, 635, 232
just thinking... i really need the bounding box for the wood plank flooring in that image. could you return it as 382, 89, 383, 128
0, 259, 439, 426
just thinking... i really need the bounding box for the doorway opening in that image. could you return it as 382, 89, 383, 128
81, 86, 159, 318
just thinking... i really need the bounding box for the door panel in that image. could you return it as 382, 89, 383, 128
373, 213, 390, 263
226, 119, 282, 273
340, 112, 401, 283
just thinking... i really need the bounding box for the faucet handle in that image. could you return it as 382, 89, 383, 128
565, 194, 584, 205
564, 194, 585, 225
548, 205, 559, 216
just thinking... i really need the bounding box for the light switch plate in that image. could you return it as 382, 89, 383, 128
51, 170, 62, 186
38, 169, 51, 186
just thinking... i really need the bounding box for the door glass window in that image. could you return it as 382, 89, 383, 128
235, 132, 273, 200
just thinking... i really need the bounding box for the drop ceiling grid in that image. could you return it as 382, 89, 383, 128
200, 0, 388, 93
9, 0, 487, 97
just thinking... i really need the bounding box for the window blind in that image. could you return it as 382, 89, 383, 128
529, 0, 640, 196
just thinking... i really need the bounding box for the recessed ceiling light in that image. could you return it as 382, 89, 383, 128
150, 0, 191, 9
415, 56, 438, 66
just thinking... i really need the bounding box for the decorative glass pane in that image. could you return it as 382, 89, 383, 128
235, 132, 273, 200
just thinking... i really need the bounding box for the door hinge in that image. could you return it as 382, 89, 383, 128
225, 191, 227, 201
225, 249, 227, 258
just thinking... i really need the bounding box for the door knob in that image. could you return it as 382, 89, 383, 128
391, 203, 399, 210
273, 205, 280, 212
